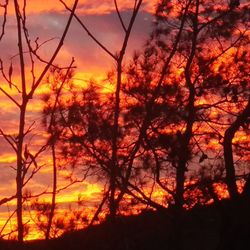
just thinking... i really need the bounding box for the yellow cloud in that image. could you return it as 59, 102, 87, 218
0, 154, 16, 164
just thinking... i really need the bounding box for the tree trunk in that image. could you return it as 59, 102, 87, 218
46, 143, 57, 240
223, 98, 250, 200
109, 58, 122, 221
223, 129, 239, 200
174, 0, 198, 210
16, 104, 26, 244
175, 159, 186, 210
242, 174, 250, 199
108, 1, 143, 220
14, 0, 27, 242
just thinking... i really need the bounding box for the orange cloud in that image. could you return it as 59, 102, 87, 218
6, 0, 157, 15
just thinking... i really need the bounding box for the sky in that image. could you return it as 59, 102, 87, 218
1, 0, 249, 241
0, 0, 157, 240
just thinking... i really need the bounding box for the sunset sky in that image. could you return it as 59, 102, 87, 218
0, 0, 249, 242
0, 0, 158, 239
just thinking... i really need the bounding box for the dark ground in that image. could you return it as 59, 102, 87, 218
1, 197, 250, 250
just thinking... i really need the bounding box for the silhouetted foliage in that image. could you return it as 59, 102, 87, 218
1, 0, 249, 243
122, 0, 250, 209
2, 197, 250, 250
45, 0, 250, 216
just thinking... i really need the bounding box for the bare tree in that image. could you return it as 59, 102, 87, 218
58, 0, 143, 220
0, 0, 78, 243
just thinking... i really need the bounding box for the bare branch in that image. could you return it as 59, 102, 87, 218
89, 188, 110, 227
60, 0, 117, 60
0, 208, 16, 236
0, 128, 17, 153
0, 84, 21, 109
14, 0, 27, 97
0, 0, 8, 41
0, 195, 17, 206
29, 0, 79, 98
114, 0, 127, 32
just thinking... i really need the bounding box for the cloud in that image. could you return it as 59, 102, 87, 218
0, 8, 153, 92
0, 165, 16, 192
6, 0, 158, 15
62, 10, 153, 73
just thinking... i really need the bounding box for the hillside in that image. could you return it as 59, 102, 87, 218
1, 197, 250, 250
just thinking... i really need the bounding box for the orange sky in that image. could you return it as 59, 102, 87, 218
0, 0, 249, 241
5, 0, 157, 14
0, 0, 157, 240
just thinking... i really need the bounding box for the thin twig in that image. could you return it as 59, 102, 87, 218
114, 0, 127, 32
60, 0, 117, 60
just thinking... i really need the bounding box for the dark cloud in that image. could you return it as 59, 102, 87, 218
0, 9, 153, 74
64, 10, 153, 71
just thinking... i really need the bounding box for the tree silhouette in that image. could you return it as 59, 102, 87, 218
55, 0, 144, 220
0, 0, 249, 243
123, 0, 250, 209
45, 0, 250, 216
0, 0, 78, 243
